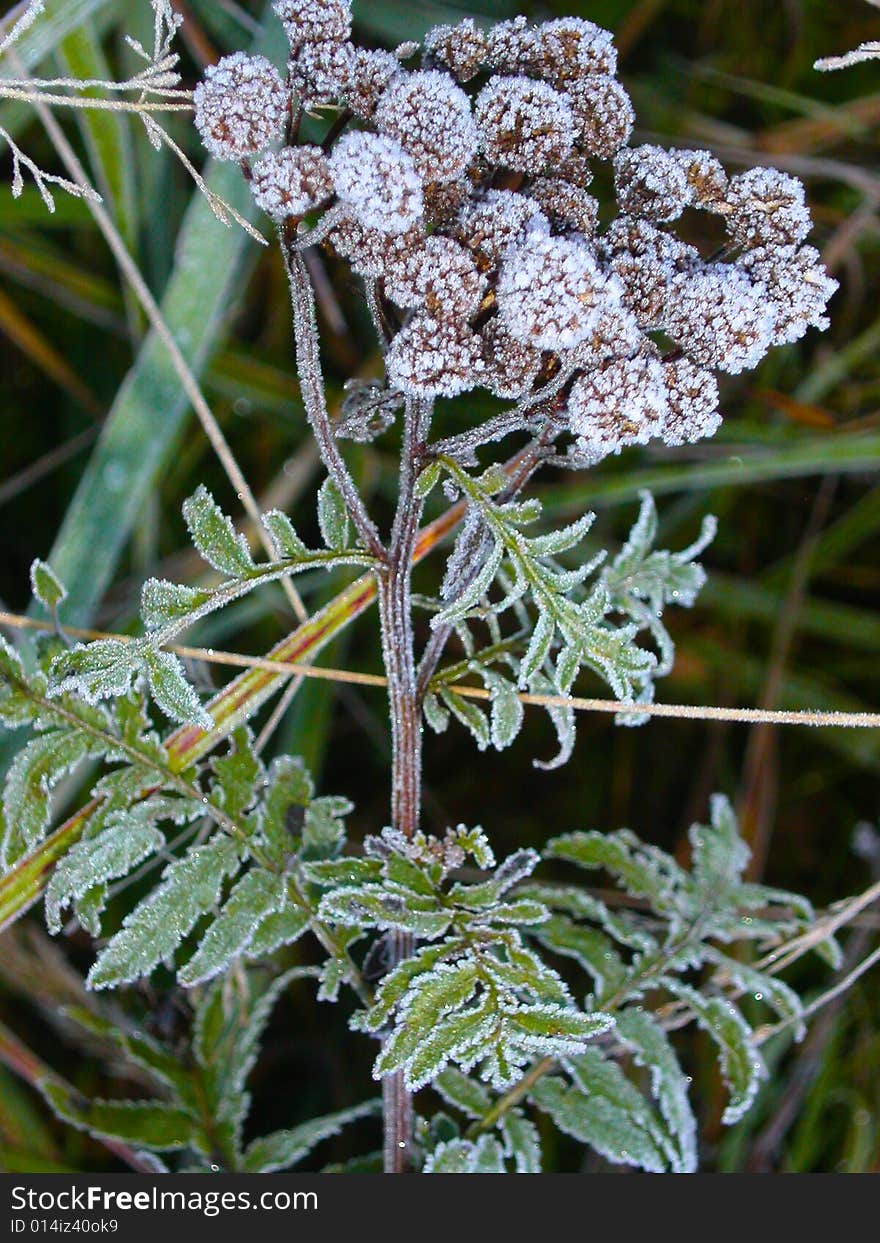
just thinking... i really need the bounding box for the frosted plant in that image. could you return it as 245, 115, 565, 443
0, 0, 856, 1181
815, 0, 880, 70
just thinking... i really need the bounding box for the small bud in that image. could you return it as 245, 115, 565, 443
193, 53, 288, 162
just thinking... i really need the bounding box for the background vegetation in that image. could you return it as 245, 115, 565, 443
2, 0, 880, 1173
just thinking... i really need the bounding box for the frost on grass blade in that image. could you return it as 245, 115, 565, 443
87, 837, 241, 990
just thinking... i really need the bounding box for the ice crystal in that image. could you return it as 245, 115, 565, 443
193, 53, 287, 162
375, 70, 479, 183
662, 359, 722, 446
385, 235, 485, 318
328, 131, 423, 234
273, 0, 351, 49
614, 144, 690, 223
497, 230, 621, 351
741, 245, 839, 346
250, 145, 333, 221
568, 352, 669, 459
725, 167, 813, 249
486, 16, 535, 74
425, 19, 488, 81
565, 74, 635, 157
386, 315, 483, 398
475, 76, 575, 173
666, 264, 775, 374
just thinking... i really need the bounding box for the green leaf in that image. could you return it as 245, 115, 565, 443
242, 1100, 380, 1173
533, 916, 627, 996
246, 902, 311, 958
182, 485, 255, 578
500, 1111, 542, 1173
439, 687, 490, 750
178, 869, 287, 986
87, 836, 241, 990
262, 509, 309, 559
663, 981, 766, 1125
532, 1070, 669, 1173
45, 821, 165, 934
615, 1008, 697, 1174
317, 477, 350, 551
30, 560, 67, 613
2, 730, 95, 867
433, 1068, 492, 1120
40, 1081, 196, 1152
143, 647, 212, 728
49, 639, 138, 705
140, 580, 213, 631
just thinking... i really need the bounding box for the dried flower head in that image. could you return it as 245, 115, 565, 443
741, 245, 839, 346
425, 19, 488, 81
614, 144, 690, 223
603, 216, 699, 330
666, 264, 775, 374
347, 47, 399, 118
662, 359, 722, 446
565, 74, 635, 157
528, 17, 617, 84
273, 0, 351, 49
456, 190, 548, 268
386, 314, 483, 398
385, 235, 485, 318
326, 216, 423, 278
376, 70, 479, 183
328, 131, 423, 234
497, 229, 622, 351
725, 167, 812, 249
486, 16, 534, 73
423, 179, 472, 229
529, 176, 599, 236
476, 75, 575, 173
479, 318, 543, 399
673, 149, 729, 211
250, 145, 333, 220
290, 37, 354, 106
568, 351, 668, 459
193, 53, 288, 162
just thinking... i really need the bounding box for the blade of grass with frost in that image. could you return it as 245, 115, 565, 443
539, 430, 880, 515
38, 7, 286, 626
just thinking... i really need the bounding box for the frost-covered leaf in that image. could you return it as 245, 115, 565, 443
317, 477, 350, 551
708, 950, 805, 1040
500, 1110, 542, 1173
87, 836, 241, 990
439, 688, 490, 750
434, 1068, 492, 1120
2, 729, 96, 867
546, 830, 682, 914
262, 509, 309, 559
664, 981, 766, 1124
246, 902, 311, 959
45, 821, 166, 935
142, 647, 212, 728
182, 484, 255, 577
533, 916, 627, 996
532, 1070, 668, 1173
423, 691, 450, 734
505, 1004, 613, 1055
210, 728, 262, 822
615, 1008, 697, 1174
140, 579, 212, 631
0, 634, 36, 726
484, 670, 524, 750
243, 1099, 381, 1173
399, 998, 496, 1092
30, 559, 67, 612
50, 639, 138, 705
178, 869, 288, 986
256, 754, 312, 863
423, 1136, 504, 1173
40, 1081, 197, 1152
319, 883, 452, 938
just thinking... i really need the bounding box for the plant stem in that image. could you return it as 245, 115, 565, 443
377, 397, 431, 1173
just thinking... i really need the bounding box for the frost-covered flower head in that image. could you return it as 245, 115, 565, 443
193, 53, 287, 161
192, 4, 837, 452
328, 131, 423, 235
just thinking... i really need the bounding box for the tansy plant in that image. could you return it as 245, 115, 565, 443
0, 1, 855, 1176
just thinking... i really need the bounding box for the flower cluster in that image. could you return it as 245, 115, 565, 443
193, 3, 838, 465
